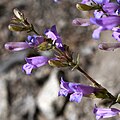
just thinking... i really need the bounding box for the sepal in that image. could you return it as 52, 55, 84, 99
76, 3, 100, 11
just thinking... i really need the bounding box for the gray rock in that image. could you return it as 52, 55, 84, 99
10, 95, 36, 120
36, 68, 59, 120
0, 76, 8, 120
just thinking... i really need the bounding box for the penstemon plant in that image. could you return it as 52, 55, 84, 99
4, 0, 120, 119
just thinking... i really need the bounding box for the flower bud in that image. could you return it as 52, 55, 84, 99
76, 3, 99, 11
116, 94, 120, 103
48, 60, 67, 67
37, 41, 53, 51
13, 8, 24, 21
8, 24, 30, 32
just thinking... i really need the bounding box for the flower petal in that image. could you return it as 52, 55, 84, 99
90, 16, 120, 30
70, 92, 83, 103
93, 105, 120, 120
92, 27, 106, 40
23, 56, 49, 74
22, 63, 35, 75
103, 3, 119, 15
45, 25, 63, 48
58, 89, 69, 96
25, 56, 49, 68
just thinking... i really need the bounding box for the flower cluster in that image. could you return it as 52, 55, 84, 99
4, 7, 120, 120
5, 25, 64, 75
73, 0, 120, 51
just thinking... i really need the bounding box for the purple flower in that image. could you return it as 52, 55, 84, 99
58, 78, 100, 103
90, 15, 120, 39
5, 35, 44, 51
22, 56, 49, 75
94, 10, 104, 19
103, 3, 120, 15
44, 25, 63, 49
112, 27, 120, 41
26, 35, 44, 47
117, 0, 120, 4
4, 42, 30, 51
93, 0, 109, 4
90, 16, 120, 30
92, 26, 107, 39
81, 0, 109, 5
93, 105, 120, 120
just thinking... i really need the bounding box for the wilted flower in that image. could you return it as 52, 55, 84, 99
93, 105, 120, 120
58, 78, 100, 103
98, 42, 120, 51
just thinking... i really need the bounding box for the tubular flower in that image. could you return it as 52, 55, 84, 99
90, 15, 120, 30
4, 42, 30, 51
4, 35, 44, 51
22, 56, 49, 75
93, 105, 120, 120
58, 78, 100, 103
90, 15, 120, 39
44, 25, 63, 49
26, 35, 44, 47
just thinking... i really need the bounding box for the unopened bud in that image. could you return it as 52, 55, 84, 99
37, 41, 53, 51
13, 8, 24, 21
116, 94, 120, 103
48, 60, 67, 67
76, 3, 100, 11
8, 24, 30, 32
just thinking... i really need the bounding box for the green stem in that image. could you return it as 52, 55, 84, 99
76, 65, 115, 100
77, 66, 102, 87
32, 28, 39, 35
31, 24, 40, 35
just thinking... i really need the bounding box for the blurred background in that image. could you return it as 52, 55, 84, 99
0, 0, 120, 120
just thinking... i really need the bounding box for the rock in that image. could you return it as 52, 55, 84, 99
0, 76, 8, 120
10, 95, 36, 120
36, 68, 59, 120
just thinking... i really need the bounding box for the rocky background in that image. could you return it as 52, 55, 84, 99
0, 0, 120, 120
